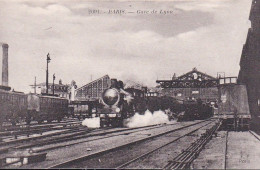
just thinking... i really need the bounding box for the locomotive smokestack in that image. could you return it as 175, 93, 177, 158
2, 43, 8, 86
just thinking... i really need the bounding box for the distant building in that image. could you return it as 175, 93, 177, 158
157, 68, 218, 103
75, 75, 111, 101
30, 79, 69, 98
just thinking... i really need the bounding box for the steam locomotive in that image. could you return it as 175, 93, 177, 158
0, 88, 69, 126
98, 79, 131, 127
98, 79, 212, 128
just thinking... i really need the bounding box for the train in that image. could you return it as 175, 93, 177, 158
216, 77, 251, 131
177, 98, 214, 121
98, 79, 214, 128
1, 76, 249, 131
0, 89, 68, 126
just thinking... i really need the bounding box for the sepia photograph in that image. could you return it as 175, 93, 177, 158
0, 0, 259, 169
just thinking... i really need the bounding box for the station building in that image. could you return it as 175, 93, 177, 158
157, 68, 218, 103
30, 79, 69, 98
238, 0, 260, 118
75, 75, 111, 101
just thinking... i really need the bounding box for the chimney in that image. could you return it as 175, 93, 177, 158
2, 44, 8, 86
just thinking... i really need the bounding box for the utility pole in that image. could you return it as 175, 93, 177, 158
53, 73, 55, 95
34, 76, 36, 94
46, 53, 51, 94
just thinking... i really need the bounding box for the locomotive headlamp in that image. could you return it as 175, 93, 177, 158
115, 107, 120, 113
102, 88, 120, 106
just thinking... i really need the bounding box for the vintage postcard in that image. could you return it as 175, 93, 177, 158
0, 0, 259, 169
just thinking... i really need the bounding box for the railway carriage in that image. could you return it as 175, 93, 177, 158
0, 89, 27, 126
28, 94, 69, 124
0, 90, 69, 126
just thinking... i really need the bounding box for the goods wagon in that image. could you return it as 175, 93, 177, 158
0, 90, 69, 126
27, 94, 69, 124
0, 89, 27, 126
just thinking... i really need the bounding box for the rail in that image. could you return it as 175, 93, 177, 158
48, 119, 215, 169
163, 120, 221, 169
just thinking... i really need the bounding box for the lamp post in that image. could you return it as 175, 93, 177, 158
53, 74, 55, 95
46, 53, 51, 94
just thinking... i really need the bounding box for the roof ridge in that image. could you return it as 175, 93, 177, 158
76, 75, 109, 91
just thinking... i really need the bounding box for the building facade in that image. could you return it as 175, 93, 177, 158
75, 75, 111, 101
31, 79, 69, 98
238, 0, 260, 118
157, 68, 218, 103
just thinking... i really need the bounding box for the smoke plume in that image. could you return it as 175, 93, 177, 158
124, 110, 171, 128
82, 117, 100, 128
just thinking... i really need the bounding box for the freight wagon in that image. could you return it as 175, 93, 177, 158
0, 89, 69, 126
0, 89, 27, 126
27, 93, 69, 124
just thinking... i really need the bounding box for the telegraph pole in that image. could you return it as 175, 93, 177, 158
53, 73, 55, 95
46, 53, 51, 94
34, 76, 36, 94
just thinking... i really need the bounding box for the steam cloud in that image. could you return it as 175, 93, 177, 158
82, 110, 173, 128
124, 110, 172, 128
82, 117, 100, 128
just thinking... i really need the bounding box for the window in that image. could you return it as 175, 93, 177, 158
231, 77, 237, 83
225, 78, 231, 84
219, 79, 225, 85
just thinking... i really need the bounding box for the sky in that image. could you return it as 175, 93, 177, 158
0, 0, 252, 93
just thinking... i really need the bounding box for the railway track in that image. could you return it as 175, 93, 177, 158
2, 122, 182, 168
0, 118, 80, 132
249, 130, 260, 141
46, 119, 218, 169
224, 131, 228, 170
0, 120, 82, 139
0, 122, 172, 155
163, 121, 221, 169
